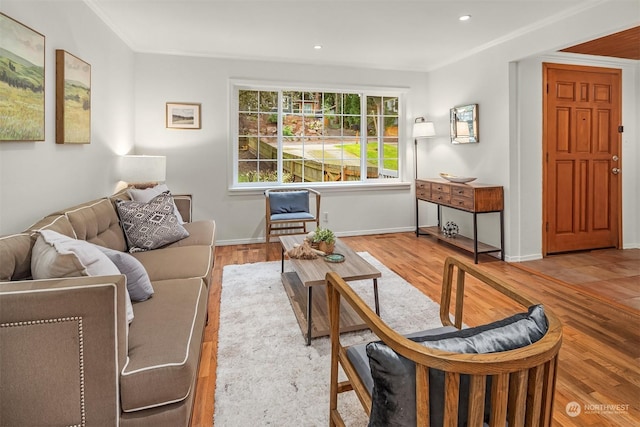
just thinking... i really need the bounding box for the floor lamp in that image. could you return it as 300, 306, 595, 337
413, 117, 436, 179
413, 117, 435, 236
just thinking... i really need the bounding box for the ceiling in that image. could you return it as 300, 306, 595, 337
561, 26, 640, 60
85, 0, 639, 72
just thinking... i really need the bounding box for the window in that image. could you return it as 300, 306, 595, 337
234, 84, 402, 186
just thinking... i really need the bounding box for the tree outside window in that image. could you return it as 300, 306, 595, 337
236, 87, 400, 185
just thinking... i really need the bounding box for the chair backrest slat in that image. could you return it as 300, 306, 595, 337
468, 375, 487, 427
443, 371, 461, 426
416, 365, 431, 427
507, 370, 528, 427
489, 373, 510, 426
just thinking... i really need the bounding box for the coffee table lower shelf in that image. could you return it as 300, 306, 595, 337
281, 271, 369, 343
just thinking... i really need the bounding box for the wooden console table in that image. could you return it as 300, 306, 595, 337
416, 178, 504, 263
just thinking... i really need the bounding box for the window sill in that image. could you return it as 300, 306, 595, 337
228, 181, 411, 196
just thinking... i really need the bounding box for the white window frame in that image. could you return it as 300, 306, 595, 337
229, 80, 408, 191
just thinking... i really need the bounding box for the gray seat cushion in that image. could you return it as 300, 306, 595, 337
120, 278, 207, 412
270, 212, 315, 221
132, 245, 213, 286
346, 326, 457, 395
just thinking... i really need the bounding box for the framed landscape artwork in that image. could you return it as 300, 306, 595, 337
166, 102, 201, 129
0, 13, 45, 142
56, 50, 91, 144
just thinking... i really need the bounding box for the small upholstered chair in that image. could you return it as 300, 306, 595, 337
326, 256, 563, 427
264, 188, 320, 250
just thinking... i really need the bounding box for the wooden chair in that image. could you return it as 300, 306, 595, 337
326, 256, 563, 427
264, 188, 320, 248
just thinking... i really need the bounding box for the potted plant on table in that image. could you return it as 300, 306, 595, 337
311, 227, 336, 254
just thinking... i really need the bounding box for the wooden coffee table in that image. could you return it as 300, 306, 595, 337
279, 235, 381, 345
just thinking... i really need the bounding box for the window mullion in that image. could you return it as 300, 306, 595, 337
360, 93, 367, 182
378, 114, 383, 176
277, 90, 283, 184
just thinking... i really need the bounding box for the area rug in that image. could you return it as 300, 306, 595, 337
214, 252, 442, 426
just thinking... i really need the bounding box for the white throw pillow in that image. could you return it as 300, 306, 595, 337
31, 230, 135, 323
127, 184, 184, 224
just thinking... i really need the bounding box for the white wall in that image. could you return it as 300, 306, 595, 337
422, 0, 640, 260
133, 55, 429, 244
421, 54, 511, 253
0, 1, 135, 234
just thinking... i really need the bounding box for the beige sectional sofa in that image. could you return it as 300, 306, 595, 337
0, 187, 215, 426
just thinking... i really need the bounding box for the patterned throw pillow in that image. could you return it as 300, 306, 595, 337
127, 184, 185, 224
116, 192, 189, 253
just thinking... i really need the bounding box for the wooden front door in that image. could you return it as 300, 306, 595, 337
543, 63, 622, 254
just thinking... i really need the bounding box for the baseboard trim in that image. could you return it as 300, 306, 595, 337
216, 227, 415, 247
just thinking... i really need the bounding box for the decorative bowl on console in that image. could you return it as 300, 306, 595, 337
439, 173, 477, 184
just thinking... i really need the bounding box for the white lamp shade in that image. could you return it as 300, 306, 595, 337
119, 155, 166, 183
413, 121, 436, 139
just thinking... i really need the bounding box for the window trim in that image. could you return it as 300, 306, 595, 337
229, 79, 408, 191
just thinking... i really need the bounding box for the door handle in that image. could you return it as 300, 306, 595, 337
612, 167, 620, 175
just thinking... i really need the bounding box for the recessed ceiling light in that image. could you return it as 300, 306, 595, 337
313, 45, 322, 50
459, 15, 471, 21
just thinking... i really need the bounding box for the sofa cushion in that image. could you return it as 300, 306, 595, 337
164, 220, 216, 248
30, 230, 134, 323
0, 233, 33, 281
96, 245, 154, 302
116, 193, 189, 253
127, 184, 185, 224
365, 305, 548, 427
64, 199, 127, 251
27, 214, 76, 238
132, 245, 213, 287
120, 278, 207, 412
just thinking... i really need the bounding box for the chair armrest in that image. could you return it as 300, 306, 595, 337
172, 194, 192, 222
0, 275, 128, 426
439, 256, 539, 329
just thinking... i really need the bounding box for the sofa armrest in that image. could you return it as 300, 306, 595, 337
0, 275, 128, 426
173, 194, 192, 223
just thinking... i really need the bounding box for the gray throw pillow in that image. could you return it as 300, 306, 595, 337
96, 245, 154, 301
366, 305, 548, 427
116, 192, 189, 253
268, 191, 309, 214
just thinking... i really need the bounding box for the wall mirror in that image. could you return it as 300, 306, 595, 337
450, 103, 479, 144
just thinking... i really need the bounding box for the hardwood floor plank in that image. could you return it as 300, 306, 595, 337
191, 233, 639, 427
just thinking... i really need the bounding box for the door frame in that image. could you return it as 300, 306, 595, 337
541, 62, 623, 256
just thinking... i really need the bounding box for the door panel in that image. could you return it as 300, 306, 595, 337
543, 63, 621, 254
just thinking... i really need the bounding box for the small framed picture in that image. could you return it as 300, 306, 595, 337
166, 102, 201, 129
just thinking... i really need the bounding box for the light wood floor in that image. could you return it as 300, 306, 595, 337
191, 233, 639, 427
